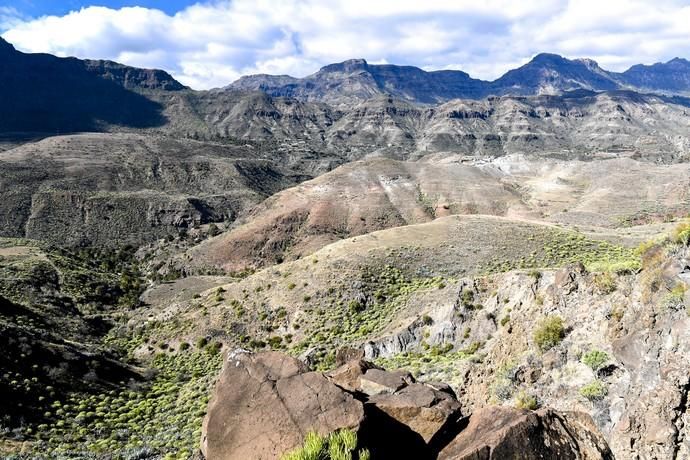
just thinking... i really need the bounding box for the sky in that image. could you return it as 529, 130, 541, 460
1, 0, 690, 90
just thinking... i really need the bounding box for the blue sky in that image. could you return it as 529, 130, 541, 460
3, 0, 193, 16
2, 0, 689, 90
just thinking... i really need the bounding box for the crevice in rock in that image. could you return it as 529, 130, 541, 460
671, 379, 690, 460
427, 412, 469, 456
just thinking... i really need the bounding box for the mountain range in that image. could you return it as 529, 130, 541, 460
3, 35, 690, 125
227, 52, 690, 104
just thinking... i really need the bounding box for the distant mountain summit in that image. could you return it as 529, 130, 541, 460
227, 58, 485, 104
489, 53, 619, 95
82, 59, 186, 91
227, 53, 690, 104
620, 57, 690, 93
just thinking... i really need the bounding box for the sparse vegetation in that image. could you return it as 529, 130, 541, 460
26, 349, 222, 458
533, 316, 565, 352
582, 350, 609, 372
593, 272, 616, 294
673, 221, 690, 246
580, 380, 608, 401
666, 283, 688, 309
515, 391, 539, 410
281, 429, 370, 460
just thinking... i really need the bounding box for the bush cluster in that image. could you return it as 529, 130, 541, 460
533, 316, 565, 352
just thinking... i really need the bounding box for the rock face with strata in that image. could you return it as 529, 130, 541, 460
202, 350, 612, 459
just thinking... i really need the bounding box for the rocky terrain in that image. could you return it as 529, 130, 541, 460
1, 36, 690, 460
0, 133, 314, 247
201, 349, 613, 459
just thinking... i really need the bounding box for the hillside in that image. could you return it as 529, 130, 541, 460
158, 155, 689, 273
0, 133, 312, 247
0, 38, 185, 134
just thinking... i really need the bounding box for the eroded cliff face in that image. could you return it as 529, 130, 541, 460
0, 133, 302, 247
365, 247, 690, 459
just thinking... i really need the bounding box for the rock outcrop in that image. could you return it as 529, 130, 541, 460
202, 350, 612, 459
438, 406, 613, 460
201, 350, 364, 460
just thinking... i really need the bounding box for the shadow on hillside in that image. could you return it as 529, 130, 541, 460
0, 50, 168, 133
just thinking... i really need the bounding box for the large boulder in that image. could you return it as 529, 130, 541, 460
367, 383, 462, 443
359, 368, 415, 396
327, 359, 380, 392
201, 350, 365, 460
438, 406, 613, 460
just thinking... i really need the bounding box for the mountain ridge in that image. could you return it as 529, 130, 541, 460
0, 36, 183, 133
226, 53, 690, 104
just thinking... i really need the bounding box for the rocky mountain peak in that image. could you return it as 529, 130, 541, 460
621, 56, 690, 92
82, 59, 187, 91
529, 52, 571, 65
666, 57, 690, 67
319, 58, 370, 74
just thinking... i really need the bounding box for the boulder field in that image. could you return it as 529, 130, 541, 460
201, 350, 612, 459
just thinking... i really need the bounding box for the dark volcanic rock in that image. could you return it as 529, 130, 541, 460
438, 406, 613, 460
202, 351, 613, 459
201, 350, 365, 460
367, 383, 462, 443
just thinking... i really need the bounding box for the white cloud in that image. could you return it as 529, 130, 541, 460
1, 0, 689, 90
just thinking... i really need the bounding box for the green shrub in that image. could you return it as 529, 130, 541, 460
581, 350, 608, 371
281, 429, 370, 460
178, 342, 190, 351
593, 272, 616, 294
348, 299, 365, 314
267, 336, 284, 349
500, 315, 510, 327
514, 391, 538, 410
533, 316, 565, 352
461, 289, 475, 308
196, 337, 208, 348
207, 223, 221, 237
205, 342, 222, 354
461, 341, 481, 355
580, 380, 607, 401
673, 221, 690, 246
666, 283, 688, 309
